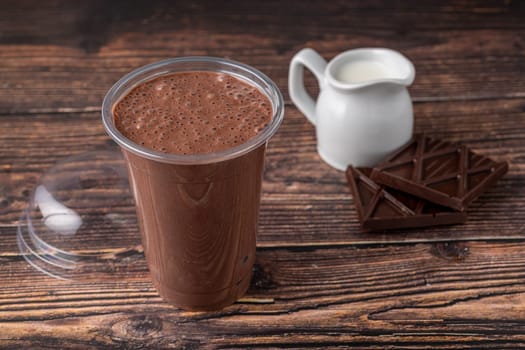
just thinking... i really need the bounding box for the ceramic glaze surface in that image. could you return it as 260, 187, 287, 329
289, 48, 415, 170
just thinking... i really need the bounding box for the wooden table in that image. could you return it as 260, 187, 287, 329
1, 1, 524, 348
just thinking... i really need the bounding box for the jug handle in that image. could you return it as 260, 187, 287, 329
288, 48, 327, 125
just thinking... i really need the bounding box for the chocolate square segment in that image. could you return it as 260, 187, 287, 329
346, 167, 466, 231
370, 134, 508, 211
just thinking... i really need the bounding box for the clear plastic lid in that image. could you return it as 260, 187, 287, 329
16, 150, 143, 281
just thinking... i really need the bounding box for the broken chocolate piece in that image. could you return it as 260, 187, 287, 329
370, 134, 508, 211
346, 167, 466, 231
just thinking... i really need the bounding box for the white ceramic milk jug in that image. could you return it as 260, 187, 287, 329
289, 48, 415, 170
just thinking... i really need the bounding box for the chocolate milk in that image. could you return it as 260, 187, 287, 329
114, 72, 272, 154
113, 71, 272, 310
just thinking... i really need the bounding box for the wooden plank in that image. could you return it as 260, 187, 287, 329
0, 98, 523, 248
2, 0, 524, 46
1, 241, 525, 348
1, 0, 525, 113
1, 30, 525, 113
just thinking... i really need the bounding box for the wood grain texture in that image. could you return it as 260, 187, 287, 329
2, 241, 525, 348
0, 100, 522, 249
1, 0, 525, 348
1, 1, 525, 112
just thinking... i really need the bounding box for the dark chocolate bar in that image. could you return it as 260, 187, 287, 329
346, 167, 466, 231
370, 134, 508, 211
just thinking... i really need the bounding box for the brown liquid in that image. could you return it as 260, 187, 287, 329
113, 71, 272, 310
114, 71, 271, 154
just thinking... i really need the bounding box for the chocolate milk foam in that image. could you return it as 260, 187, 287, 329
114, 71, 271, 154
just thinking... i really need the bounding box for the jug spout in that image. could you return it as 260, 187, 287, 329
326, 48, 415, 90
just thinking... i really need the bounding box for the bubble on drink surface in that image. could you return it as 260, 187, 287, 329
113, 71, 272, 154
